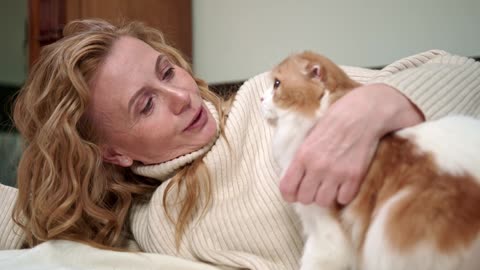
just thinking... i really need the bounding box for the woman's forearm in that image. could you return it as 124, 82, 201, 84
368, 83, 425, 137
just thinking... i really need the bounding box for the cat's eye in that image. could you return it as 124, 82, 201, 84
273, 79, 281, 89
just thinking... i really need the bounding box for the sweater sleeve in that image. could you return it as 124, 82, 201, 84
0, 184, 24, 250
370, 50, 480, 120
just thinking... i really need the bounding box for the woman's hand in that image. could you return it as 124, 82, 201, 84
279, 83, 424, 207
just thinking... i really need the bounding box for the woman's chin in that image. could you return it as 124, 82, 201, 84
202, 111, 218, 141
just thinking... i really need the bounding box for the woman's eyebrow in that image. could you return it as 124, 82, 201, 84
155, 54, 166, 74
127, 54, 165, 115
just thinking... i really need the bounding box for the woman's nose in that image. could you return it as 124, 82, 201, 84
164, 87, 191, 115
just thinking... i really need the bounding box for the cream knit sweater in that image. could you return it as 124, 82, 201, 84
1, 50, 479, 269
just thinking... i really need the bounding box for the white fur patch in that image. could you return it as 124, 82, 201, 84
295, 204, 353, 270
360, 190, 462, 270
260, 85, 278, 123
271, 110, 317, 169
341, 206, 364, 252
397, 115, 480, 181
316, 90, 331, 117
362, 190, 406, 270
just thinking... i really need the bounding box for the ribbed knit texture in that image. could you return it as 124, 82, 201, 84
371, 50, 480, 120
129, 50, 480, 270
0, 51, 479, 267
0, 184, 23, 250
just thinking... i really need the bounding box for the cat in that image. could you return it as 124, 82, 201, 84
260, 51, 480, 270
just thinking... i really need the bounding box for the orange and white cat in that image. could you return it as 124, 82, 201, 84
261, 51, 480, 270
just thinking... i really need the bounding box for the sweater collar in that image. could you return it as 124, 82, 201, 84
131, 101, 219, 181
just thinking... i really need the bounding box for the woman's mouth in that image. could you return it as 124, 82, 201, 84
184, 106, 207, 132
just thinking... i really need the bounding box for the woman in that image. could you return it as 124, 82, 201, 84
1, 19, 479, 269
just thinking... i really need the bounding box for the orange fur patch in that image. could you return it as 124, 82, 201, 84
273, 51, 480, 257
345, 135, 480, 254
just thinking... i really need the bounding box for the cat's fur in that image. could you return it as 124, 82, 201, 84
261, 51, 480, 270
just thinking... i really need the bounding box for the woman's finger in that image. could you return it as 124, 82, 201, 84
337, 178, 361, 205
296, 172, 323, 205
314, 179, 339, 207
279, 159, 305, 202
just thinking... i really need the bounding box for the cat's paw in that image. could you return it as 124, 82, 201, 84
260, 102, 277, 122
300, 241, 353, 270
300, 257, 351, 270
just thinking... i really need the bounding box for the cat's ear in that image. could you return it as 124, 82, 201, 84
310, 64, 325, 81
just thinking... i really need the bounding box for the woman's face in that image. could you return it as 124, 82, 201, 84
89, 36, 217, 166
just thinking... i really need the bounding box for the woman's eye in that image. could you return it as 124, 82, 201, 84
273, 79, 281, 89
140, 97, 154, 115
162, 67, 175, 80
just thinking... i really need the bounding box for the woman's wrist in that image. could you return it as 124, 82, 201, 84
367, 83, 425, 136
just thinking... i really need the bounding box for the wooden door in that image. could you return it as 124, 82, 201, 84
66, 0, 192, 60
29, 0, 192, 67
28, 0, 66, 67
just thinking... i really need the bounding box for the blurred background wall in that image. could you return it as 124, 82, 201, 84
1, 0, 479, 87
193, 0, 480, 83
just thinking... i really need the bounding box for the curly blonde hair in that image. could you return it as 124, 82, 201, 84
13, 19, 226, 249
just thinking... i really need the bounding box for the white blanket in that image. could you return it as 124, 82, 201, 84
0, 240, 221, 270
